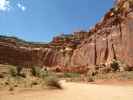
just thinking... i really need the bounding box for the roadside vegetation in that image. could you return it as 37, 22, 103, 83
0, 65, 62, 91
0, 59, 133, 92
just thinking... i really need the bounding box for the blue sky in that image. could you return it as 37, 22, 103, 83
0, 0, 114, 42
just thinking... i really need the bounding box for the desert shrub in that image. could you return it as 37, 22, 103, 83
6, 77, 16, 91
31, 66, 41, 77
110, 60, 120, 72
9, 65, 25, 78
40, 70, 49, 79
9, 66, 17, 77
45, 76, 62, 89
31, 66, 50, 79
63, 72, 80, 78
16, 66, 23, 76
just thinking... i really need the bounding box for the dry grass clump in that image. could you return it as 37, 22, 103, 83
31, 66, 41, 77
9, 66, 17, 77
30, 66, 62, 89
31, 66, 49, 78
8, 65, 25, 78
0, 65, 62, 91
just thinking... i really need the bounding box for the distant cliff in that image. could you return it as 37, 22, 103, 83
0, 0, 133, 71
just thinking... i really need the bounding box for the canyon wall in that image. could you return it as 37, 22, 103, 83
0, 0, 133, 70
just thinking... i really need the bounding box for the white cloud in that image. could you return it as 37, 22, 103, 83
17, 3, 26, 11
0, 0, 27, 12
0, 0, 10, 11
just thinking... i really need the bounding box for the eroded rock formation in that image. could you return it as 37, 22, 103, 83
0, 0, 133, 72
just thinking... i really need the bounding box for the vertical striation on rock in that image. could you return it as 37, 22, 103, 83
0, 0, 133, 70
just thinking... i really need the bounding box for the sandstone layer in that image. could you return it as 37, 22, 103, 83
0, 0, 133, 71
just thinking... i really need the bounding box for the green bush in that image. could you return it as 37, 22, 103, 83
110, 60, 120, 72
40, 70, 49, 79
31, 66, 49, 79
9, 66, 17, 77
31, 66, 41, 77
9, 65, 25, 77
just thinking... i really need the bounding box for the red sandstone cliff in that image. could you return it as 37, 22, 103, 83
0, 0, 133, 70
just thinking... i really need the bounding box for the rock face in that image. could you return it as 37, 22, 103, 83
0, 0, 133, 70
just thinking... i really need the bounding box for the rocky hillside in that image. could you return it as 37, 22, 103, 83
0, 0, 133, 72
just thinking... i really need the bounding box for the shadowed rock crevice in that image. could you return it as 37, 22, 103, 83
111, 43, 117, 60
104, 37, 109, 61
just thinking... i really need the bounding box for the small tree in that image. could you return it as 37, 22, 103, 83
110, 60, 120, 72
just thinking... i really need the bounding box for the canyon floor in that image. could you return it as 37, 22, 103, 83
0, 80, 133, 100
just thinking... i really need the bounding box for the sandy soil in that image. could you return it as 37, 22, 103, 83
0, 81, 133, 100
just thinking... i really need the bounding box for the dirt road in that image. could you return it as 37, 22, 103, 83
0, 81, 133, 100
